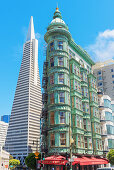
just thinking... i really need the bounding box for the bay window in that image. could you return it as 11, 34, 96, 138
50, 133, 55, 146
58, 57, 64, 66
59, 74, 64, 84
50, 57, 54, 67
58, 41, 63, 50
59, 92, 65, 103
50, 112, 54, 125
50, 74, 54, 85
60, 133, 66, 145
85, 137, 88, 149
50, 41, 54, 51
60, 112, 65, 124
50, 93, 54, 104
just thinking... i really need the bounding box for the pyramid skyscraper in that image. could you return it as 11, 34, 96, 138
4, 17, 42, 163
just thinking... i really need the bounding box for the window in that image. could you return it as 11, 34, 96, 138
77, 115, 80, 127
50, 134, 55, 146
89, 138, 92, 149
60, 133, 66, 145
112, 75, 114, 78
50, 74, 54, 85
81, 72, 83, 81
78, 135, 81, 147
79, 99, 82, 110
71, 97, 74, 108
86, 104, 89, 113
50, 42, 54, 51
58, 41, 63, 50
98, 82, 102, 86
59, 74, 64, 84
76, 97, 78, 108
68, 93, 70, 105
72, 115, 75, 127
111, 69, 113, 72
85, 88, 88, 97
50, 93, 54, 104
75, 81, 78, 90
71, 80, 73, 90
82, 103, 85, 112
88, 120, 91, 131
77, 67, 80, 76
60, 112, 65, 124
78, 83, 81, 92
58, 57, 64, 66
59, 92, 65, 103
74, 65, 76, 74
50, 112, 54, 125
80, 117, 83, 128
97, 70, 101, 75
67, 59, 69, 68
84, 73, 87, 82
81, 135, 84, 148
69, 49, 75, 59
82, 87, 84, 96
85, 137, 88, 149
84, 119, 86, 130
98, 76, 102, 80
50, 57, 54, 67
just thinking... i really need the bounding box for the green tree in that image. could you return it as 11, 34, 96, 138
9, 155, 13, 160
107, 149, 114, 165
25, 153, 41, 169
9, 159, 20, 169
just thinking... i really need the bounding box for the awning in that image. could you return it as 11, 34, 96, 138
72, 157, 109, 166
38, 155, 108, 166
38, 155, 68, 165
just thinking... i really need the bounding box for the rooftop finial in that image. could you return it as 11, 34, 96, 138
56, 3, 59, 11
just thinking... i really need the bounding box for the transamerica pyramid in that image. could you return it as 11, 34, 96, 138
4, 16, 42, 164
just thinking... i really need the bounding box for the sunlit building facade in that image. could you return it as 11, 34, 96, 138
4, 16, 42, 164
41, 8, 103, 157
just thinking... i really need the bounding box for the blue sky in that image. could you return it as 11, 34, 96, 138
1, 0, 114, 117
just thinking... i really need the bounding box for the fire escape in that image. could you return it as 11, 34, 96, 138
41, 61, 48, 154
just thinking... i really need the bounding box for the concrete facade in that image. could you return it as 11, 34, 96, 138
0, 121, 8, 147
98, 93, 114, 154
93, 60, 114, 100
4, 16, 42, 164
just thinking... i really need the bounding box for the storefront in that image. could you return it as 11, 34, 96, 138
38, 155, 109, 170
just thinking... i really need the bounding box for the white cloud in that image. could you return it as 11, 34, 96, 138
86, 29, 114, 62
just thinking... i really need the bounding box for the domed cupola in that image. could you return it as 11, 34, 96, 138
44, 6, 71, 42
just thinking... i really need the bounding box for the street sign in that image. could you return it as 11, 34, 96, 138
35, 151, 40, 156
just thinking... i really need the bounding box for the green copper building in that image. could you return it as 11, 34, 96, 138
42, 7, 103, 157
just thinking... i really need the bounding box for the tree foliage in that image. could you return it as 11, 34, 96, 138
9, 159, 20, 168
107, 149, 114, 165
25, 153, 36, 169
9, 155, 13, 160
25, 153, 41, 169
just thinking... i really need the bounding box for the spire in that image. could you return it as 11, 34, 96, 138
53, 6, 62, 19
56, 3, 59, 11
26, 16, 35, 41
